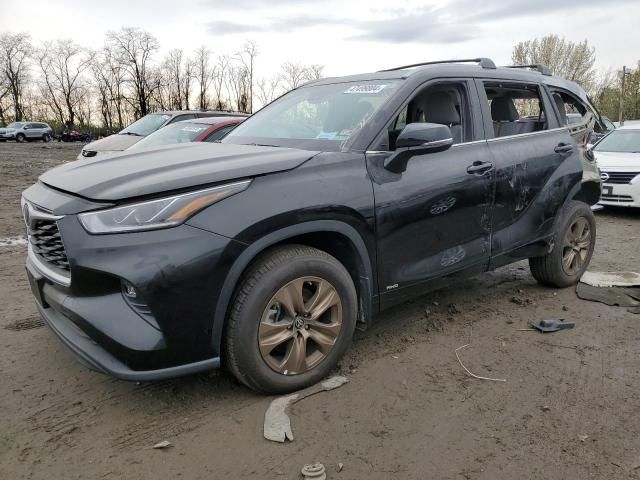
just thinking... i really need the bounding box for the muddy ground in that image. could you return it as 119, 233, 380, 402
1, 142, 639, 480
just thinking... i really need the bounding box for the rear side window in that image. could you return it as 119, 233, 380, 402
204, 125, 236, 142
483, 83, 549, 138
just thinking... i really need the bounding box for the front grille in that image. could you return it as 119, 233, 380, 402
29, 219, 70, 271
601, 171, 639, 184
601, 194, 634, 203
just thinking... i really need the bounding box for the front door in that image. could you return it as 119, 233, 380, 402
367, 80, 495, 307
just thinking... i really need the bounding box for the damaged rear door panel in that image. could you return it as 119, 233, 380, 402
475, 80, 583, 267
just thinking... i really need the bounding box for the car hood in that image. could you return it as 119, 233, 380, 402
82, 134, 143, 152
593, 151, 640, 169
40, 142, 319, 201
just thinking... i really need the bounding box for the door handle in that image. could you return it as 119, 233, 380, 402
466, 161, 494, 174
554, 143, 574, 154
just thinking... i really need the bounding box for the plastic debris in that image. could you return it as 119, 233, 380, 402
337, 462, 344, 472
152, 440, 172, 449
576, 283, 640, 307
578, 434, 589, 442
529, 319, 575, 333
301, 463, 326, 479
264, 376, 348, 443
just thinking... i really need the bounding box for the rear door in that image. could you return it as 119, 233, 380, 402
368, 79, 495, 307
476, 80, 583, 266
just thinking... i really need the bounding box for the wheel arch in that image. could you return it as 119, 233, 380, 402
572, 179, 601, 206
211, 220, 376, 353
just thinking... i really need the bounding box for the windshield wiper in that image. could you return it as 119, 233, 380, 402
247, 142, 277, 147
120, 131, 143, 136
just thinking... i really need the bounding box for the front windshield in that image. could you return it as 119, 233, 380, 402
7, 122, 25, 129
128, 122, 209, 151
594, 129, 640, 153
223, 80, 400, 151
120, 114, 171, 136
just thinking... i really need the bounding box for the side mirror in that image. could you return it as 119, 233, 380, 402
384, 123, 453, 173
23, 125, 29, 130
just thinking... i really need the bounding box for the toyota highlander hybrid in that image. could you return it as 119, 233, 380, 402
22, 58, 605, 393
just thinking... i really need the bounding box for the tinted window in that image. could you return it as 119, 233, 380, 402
594, 130, 640, 153
223, 80, 401, 151
204, 125, 236, 142
168, 114, 195, 124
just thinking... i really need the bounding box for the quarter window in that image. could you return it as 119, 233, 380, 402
483, 83, 549, 138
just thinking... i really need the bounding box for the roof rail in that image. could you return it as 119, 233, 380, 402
380, 58, 497, 72
506, 64, 552, 76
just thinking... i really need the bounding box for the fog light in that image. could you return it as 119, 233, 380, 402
122, 281, 138, 298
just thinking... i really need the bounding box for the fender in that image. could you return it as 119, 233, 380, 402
211, 220, 375, 353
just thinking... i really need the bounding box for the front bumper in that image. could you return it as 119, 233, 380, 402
24, 203, 245, 380
599, 180, 640, 208
0, 133, 16, 139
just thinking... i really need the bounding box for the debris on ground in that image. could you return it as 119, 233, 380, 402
529, 319, 575, 333
580, 271, 640, 288
540, 405, 551, 412
629, 307, 640, 315
301, 463, 326, 479
448, 303, 462, 314
264, 376, 348, 443
454, 344, 506, 382
578, 434, 589, 442
337, 462, 344, 472
576, 283, 640, 308
510, 296, 532, 306
152, 440, 172, 449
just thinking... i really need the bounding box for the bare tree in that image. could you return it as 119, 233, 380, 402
512, 35, 597, 91
279, 62, 308, 91
36, 39, 93, 127
227, 64, 249, 112
194, 46, 212, 110
0, 32, 31, 121
305, 64, 324, 81
212, 55, 230, 110
106, 27, 159, 117
255, 76, 283, 109
234, 40, 258, 113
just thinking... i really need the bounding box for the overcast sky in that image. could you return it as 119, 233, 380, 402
1, 0, 638, 79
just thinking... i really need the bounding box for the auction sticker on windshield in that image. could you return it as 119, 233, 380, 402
344, 85, 387, 94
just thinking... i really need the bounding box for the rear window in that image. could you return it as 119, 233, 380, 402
127, 122, 210, 151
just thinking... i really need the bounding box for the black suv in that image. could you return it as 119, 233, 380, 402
23, 58, 604, 393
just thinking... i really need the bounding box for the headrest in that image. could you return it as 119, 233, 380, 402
410, 91, 460, 125
491, 96, 519, 122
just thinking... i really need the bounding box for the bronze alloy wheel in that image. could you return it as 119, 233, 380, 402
561, 216, 592, 276
258, 276, 343, 375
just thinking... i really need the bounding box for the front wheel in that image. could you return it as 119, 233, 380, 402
529, 200, 596, 287
224, 245, 357, 394
15, 133, 25, 143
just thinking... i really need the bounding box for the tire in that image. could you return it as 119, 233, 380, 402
224, 245, 357, 394
15, 133, 25, 143
529, 200, 596, 288
42, 134, 51, 142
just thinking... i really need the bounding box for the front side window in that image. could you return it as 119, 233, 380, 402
594, 129, 640, 153
127, 122, 210, 151
120, 114, 171, 136
223, 80, 401, 151
483, 83, 549, 138
377, 82, 469, 151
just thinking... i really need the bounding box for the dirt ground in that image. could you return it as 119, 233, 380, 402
1, 142, 639, 480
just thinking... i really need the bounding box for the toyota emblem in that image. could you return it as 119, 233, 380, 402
600, 172, 610, 182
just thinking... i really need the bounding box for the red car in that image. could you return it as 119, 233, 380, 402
126, 116, 246, 152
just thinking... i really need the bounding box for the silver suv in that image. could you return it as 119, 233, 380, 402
0, 122, 53, 142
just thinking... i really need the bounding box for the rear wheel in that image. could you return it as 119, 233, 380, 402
15, 133, 25, 143
224, 245, 357, 394
529, 200, 596, 287
42, 134, 51, 142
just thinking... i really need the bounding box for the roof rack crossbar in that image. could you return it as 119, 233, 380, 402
506, 64, 552, 76
381, 58, 497, 72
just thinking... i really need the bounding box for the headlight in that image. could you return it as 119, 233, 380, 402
78, 180, 250, 234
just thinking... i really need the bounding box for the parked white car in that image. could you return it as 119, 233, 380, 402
593, 124, 640, 208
